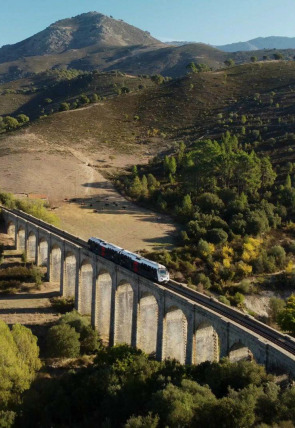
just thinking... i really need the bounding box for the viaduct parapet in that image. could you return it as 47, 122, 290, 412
1, 206, 295, 375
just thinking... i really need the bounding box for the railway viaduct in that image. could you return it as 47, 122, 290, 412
1, 206, 295, 375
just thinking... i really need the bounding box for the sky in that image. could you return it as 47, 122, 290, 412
1, 0, 295, 48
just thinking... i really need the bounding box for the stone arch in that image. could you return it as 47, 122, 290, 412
137, 292, 158, 355
163, 306, 187, 364
115, 281, 134, 345
194, 322, 219, 365
229, 341, 254, 363
95, 269, 112, 343
63, 252, 77, 298
50, 244, 62, 283
7, 221, 15, 240
79, 259, 93, 315
38, 239, 48, 266
17, 226, 25, 251
27, 232, 37, 261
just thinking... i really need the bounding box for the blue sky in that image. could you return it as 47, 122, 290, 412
1, 0, 295, 47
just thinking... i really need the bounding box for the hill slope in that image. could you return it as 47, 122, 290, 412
0, 12, 162, 63
217, 36, 295, 52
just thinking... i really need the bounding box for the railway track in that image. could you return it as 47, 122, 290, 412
2, 206, 295, 357
167, 279, 295, 356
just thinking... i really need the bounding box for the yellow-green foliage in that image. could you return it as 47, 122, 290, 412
0, 321, 41, 409
242, 237, 262, 262
222, 245, 234, 268
0, 191, 59, 226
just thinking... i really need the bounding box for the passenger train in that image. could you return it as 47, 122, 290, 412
88, 237, 170, 283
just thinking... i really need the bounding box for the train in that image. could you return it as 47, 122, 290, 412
88, 237, 170, 283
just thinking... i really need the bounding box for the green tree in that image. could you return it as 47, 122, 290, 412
46, 323, 80, 358
285, 174, 292, 189
0, 321, 41, 410
79, 94, 90, 104
147, 174, 159, 191
260, 157, 276, 189
125, 413, 159, 428
277, 295, 295, 333
250, 56, 258, 63
3, 116, 19, 130
11, 324, 41, 376
59, 102, 70, 111
273, 52, 283, 60
59, 310, 101, 355
224, 58, 235, 67
186, 62, 197, 73
268, 297, 285, 323
151, 74, 164, 85
91, 93, 100, 102
129, 176, 143, 199
241, 115, 247, 124
16, 114, 29, 124
141, 175, 148, 198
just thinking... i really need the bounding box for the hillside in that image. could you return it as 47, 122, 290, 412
2, 61, 295, 150
0, 12, 162, 63
1, 12, 295, 84
217, 36, 295, 52
1, 60, 295, 306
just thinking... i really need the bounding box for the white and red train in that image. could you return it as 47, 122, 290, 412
88, 237, 170, 283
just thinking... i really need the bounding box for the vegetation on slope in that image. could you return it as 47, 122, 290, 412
0, 191, 59, 225
15, 344, 295, 428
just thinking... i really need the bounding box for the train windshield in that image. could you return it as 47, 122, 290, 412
159, 269, 168, 276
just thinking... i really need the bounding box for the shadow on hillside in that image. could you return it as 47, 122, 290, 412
0, 291, 59, 300
81, 181, 114, 190
0, 307, 56, 315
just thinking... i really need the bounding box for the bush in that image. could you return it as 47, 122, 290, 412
268, 246, 286, 269
219, 296, 231, 306
238, 279, 251, 294
59, 311, 101, 354
232, 292, 245, 307
50, 297, 75, 313
195, 273, 211, 289
197, 193, 224, 213
46, 324, 80, 358
206, 228, 228, 244
59, 102, 70, 111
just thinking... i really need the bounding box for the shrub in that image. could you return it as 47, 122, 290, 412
238, 279, 251, 294
197, 193, 224, 214
232, 292, 245, 307
59, 102, 70, 111
46, 324, 80, 358
268, 246, 286, 269
219, 296, 231, 306
50, 297, 75, 313
195, 273, 211, 289
206, 228, 228, 244
59, 311, 101, 355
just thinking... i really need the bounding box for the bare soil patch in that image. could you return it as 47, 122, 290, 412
0, 136, 177, 251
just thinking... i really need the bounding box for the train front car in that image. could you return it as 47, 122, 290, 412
120, 249, 169, 283
156, 264, 170, 283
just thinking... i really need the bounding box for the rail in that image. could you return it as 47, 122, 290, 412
2, 205, 295, 357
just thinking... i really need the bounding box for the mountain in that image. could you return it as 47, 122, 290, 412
0, 12, 163, 63
1, 13, 295, 84
216, 36, 295, 52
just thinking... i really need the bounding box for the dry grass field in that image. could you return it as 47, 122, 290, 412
0, 131, 177, 251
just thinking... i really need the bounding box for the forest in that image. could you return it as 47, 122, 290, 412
1, 313, 295, 428
117, 131, 295, 315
